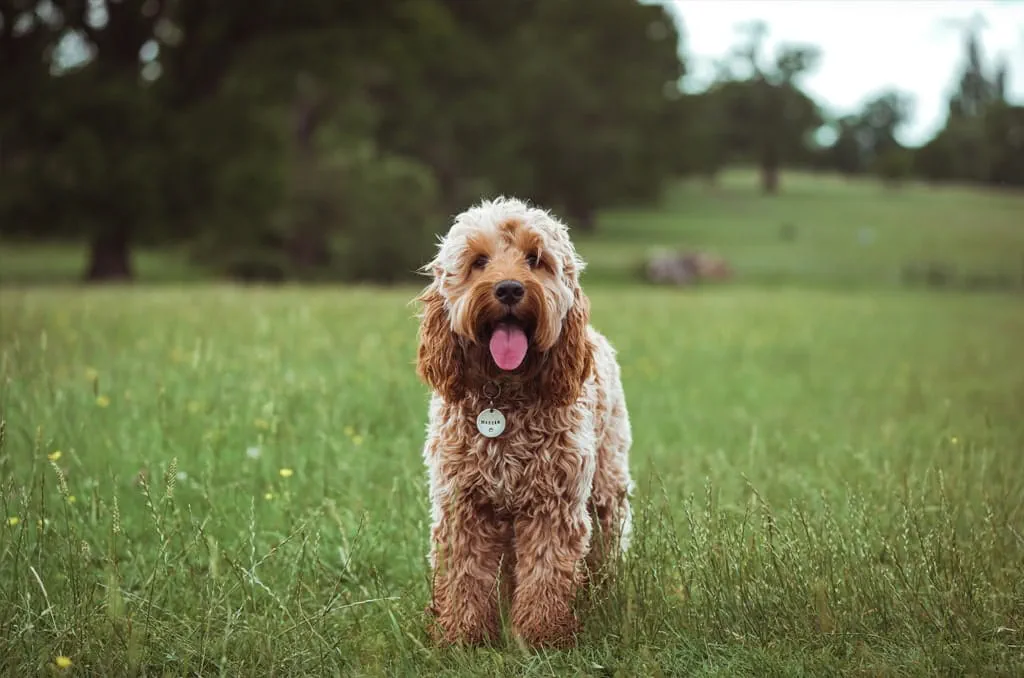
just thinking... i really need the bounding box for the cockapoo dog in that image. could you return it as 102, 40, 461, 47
415, 197, 633, 648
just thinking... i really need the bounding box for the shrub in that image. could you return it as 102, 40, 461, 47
327, 150, 443, 283
875, 148, 913, 187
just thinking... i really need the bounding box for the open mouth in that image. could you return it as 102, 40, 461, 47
486, 316, 531, 371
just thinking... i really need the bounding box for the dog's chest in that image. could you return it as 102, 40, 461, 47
474, 436, 531, 511
444, 399, 590, 512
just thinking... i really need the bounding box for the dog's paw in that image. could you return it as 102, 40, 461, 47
426, 612, 500, 648
513, 609, 580, 649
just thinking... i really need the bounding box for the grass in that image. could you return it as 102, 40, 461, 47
0, 243, 208, 286
583, 171, 1024, 288
2, 286, 1023, 676
1, 171, 1023, 675
4, 170, 1024, 290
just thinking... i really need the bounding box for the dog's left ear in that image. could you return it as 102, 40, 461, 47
541, 286, 593, 407
416, 282, 466, 402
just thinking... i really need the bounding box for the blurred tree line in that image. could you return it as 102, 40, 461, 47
687, 21, 1024, 193
910, 29, 1023, 188
815, 26, 1023, 189
1, 0, 686, 281
1, 3, 1021, 283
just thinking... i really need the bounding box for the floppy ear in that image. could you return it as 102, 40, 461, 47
416, 284, 465, 402
541, 288, 593, 407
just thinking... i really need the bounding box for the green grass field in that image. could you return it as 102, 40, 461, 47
1, 173, 1023, 676
4, 170, 1024, 290
585, 171, 1024, 288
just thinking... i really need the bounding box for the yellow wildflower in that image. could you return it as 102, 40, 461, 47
951, 436, 959, 444
55, 655, 72, 669
67, 495, 77, 504
264, 492, 275, 500
278, 468, 294, 478
6, 517, 19, 527
96, 395, 111, 408
48, 450, 62, 461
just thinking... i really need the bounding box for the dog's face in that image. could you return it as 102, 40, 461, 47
440, 209, 572, 359
416, 198, 593, 406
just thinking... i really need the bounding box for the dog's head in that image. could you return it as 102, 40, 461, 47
416, 197, 593, 406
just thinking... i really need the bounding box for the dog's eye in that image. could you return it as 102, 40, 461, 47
472, 255, 489, 270
525, 253, 540, 269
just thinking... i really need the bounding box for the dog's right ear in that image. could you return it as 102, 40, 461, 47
416, 282, 465, 402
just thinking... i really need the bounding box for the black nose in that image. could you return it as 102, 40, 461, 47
494, 280, 526, 305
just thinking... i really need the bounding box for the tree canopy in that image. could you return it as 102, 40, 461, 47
1, 0, 685, 281
679, 22, 824, 193
1, 3, 1021, 282
912, 27, 1023, 187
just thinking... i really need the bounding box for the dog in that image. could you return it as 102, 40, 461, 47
414, 197, 633, 648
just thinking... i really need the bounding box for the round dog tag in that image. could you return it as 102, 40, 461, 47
476, 408, 506, 438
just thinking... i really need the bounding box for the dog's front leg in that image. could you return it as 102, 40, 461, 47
510, 498, 592, 648
428, 495, 509, 646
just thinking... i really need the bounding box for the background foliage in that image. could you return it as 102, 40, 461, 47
2, 0, 1020, 283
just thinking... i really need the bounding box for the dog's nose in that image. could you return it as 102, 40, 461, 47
494, 280, 526, 305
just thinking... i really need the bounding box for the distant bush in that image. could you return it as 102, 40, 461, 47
911, 119, 992, 185
191, 146, 442, 284
913, 134, 958, 183
875, 149, 913, 187
324, 150, 442, 284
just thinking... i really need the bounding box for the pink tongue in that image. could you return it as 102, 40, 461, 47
489, 324, 528, 371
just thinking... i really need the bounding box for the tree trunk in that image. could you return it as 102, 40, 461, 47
84, 227, 133, 282
760, 145, 780, 194
289, 226, 331, 269
287, 85, 331, 272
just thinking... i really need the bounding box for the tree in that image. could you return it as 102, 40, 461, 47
820, 89, 913, 181
947, 29, 999, 121
0, 0, 260, 279
826, 115, 870, 176
372, 0, 686, 231
511, 0, 686, 229
912, 23, 1023, 186
0, 0, 173, 280
860, 90, 913, 157
2, 0, 693, 283
982, 101, 1024, 187
1, 1, 403, 280
712, 21, 823, 194
182, 2, 454, 283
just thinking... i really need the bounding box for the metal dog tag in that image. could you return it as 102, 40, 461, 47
476, 408, 506, 438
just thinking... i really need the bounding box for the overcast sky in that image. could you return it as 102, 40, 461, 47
665, 0, 1024, 146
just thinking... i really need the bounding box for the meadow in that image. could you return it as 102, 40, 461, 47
1, 173, 1023, 676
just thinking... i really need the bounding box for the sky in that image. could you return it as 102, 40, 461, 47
665, 0, 1024, 146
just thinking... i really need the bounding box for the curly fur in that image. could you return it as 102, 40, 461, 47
415, 197, 633, 648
